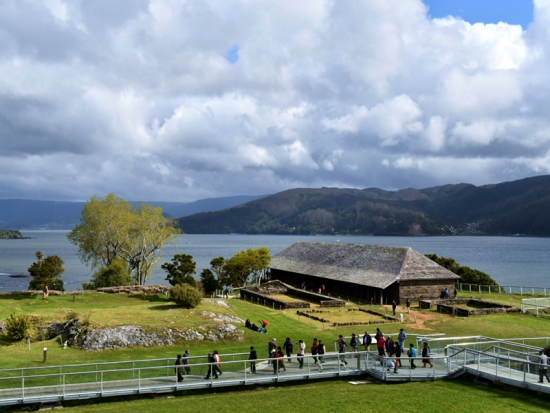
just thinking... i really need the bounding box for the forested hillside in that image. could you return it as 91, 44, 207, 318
177, 175, 550, 236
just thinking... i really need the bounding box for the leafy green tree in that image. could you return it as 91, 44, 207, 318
457, 266, 499, 286
425, 253, 498, 286
223, 247, 272, 287
169, 284, 202, 308
223, 250, 253, 286
210, 257, 229, 286
254, 246, 272, 285
83, 258, 133, 290
162, 254, 197, 287
28, 251, 65, 299
200, 269, 219, 296
67, 193, 180, 285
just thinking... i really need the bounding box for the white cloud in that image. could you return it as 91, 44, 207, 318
1, 0, 550, 202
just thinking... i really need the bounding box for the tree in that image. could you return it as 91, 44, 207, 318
200, 269, 219, 296
223, 247, 272, 287
254, 246, 272, 285
28, 251, 65, 299
425, 253, 499, 286
210, 257, 229, 286
67, 194, 180, 285
162, 254, 197, 287
82, 258, 133, 290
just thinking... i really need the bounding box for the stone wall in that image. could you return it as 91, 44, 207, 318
240, 280, 345, 309
240, 289, 311, 309
419, 298, 520, 316
398, 280, 456, 302
0, 284, 169, 297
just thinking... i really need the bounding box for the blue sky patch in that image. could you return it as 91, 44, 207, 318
225, 45, 240, 64
423, 0, 534, 29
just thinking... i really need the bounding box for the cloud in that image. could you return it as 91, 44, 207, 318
1, 0, 550, 202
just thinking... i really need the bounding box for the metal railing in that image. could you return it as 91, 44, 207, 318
447, 345, 549, 387
0, 349, 462, 407
457, 283, 549, 297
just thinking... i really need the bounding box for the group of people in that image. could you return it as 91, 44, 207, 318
176, 328, 435, 380
372, 327, 432, 372
391, 298, 412, 315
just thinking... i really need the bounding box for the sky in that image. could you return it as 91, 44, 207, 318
0, 0, 549, 203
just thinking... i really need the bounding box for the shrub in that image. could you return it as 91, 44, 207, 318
64, 309, 79, 321
169, 284, 202, 308
5, 314, 31, 341
83, 258, 133, 290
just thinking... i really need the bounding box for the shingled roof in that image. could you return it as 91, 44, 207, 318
270, 242, 459, 289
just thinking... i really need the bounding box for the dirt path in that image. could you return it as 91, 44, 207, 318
383, 304, 439, 330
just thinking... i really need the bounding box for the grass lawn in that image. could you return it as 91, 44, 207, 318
61, 378, 550, 413
1, 291, 550, 411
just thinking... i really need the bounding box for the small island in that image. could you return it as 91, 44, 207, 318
0, 229, 29, 239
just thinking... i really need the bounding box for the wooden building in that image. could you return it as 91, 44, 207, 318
269, 242, 459, 303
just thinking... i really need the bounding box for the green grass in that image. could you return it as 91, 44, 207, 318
60, 378, 549, 413
1, 291, 550, 411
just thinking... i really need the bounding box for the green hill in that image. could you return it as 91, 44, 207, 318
177, 175, 550, 236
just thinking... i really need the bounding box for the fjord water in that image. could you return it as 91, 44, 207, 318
0, 231, 549, 292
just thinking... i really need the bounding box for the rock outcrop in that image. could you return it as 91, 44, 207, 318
77, 323, 244, 351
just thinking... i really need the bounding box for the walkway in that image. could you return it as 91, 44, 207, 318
1, 335, 549, 407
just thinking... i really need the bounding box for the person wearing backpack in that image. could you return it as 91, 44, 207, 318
422, 342, 433, 368
311, 338, 319, 364
317, 340, 326, 363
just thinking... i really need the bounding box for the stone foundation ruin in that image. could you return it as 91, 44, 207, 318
240, 280, 346, 309
419, 298, 520, 317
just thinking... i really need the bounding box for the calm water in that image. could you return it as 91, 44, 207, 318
1, 231, 549, 291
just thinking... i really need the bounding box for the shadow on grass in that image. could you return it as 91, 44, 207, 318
147, 304, 178, 311
124, 294, 171, 303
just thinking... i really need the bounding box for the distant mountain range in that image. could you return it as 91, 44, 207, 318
176, 175, 550, 236
0, 195, 266, 230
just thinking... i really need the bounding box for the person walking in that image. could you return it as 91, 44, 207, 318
283, 337, 293, 362
175, 354, 184, 382
394, 341, 402, 371
249, 346, 257, 373
311, 338, 319, 364
276, 346, 286, 372
338, 339, 348, 365
317, 340, 326, 363
213, 350, 223, 376
182, 349, 191, 375
204, 353, 218, 379
296, 339, 306, 369
392, 299, 397, 316
538, 350, 550, 383
350, 333, 358, 358
422, 342, 433, 368
377, 333, 386, 357
363, 331, 372, 352
268, 338, 277, 358
408, 343, 417, 369
406, 298, 411, 314
270, 349, 278, 374
386, 336, 394, 355
398, 329, 407, 353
